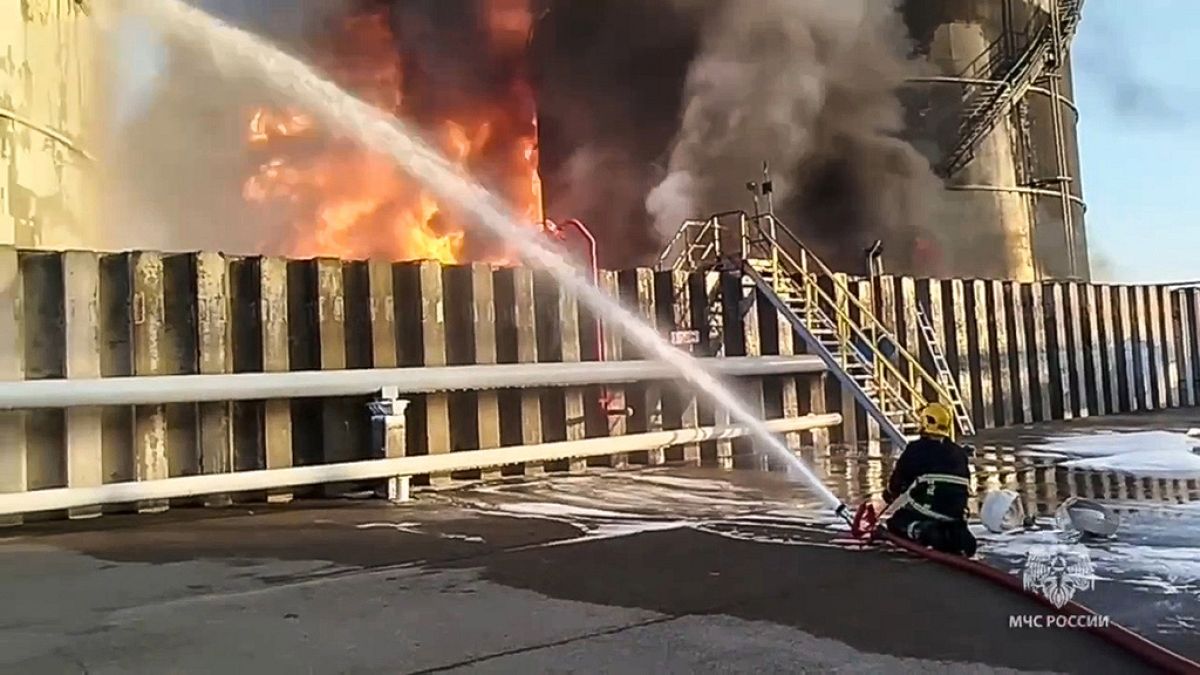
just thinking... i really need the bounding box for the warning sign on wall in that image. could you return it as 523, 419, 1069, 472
670, 330, 701, 346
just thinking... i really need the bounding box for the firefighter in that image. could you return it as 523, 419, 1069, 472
883, 401, 977, 556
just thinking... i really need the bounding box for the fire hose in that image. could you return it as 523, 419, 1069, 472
848, 501, 1200, 674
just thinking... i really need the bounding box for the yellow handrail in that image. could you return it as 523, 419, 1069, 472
775, 266, 930, 414
745, 218, 955, 411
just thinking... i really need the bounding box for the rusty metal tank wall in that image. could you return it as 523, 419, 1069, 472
901, 0, 1088, 282
0, 1, 99, 249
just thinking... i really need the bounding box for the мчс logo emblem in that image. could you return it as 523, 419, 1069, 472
1021, 544, 1095, 608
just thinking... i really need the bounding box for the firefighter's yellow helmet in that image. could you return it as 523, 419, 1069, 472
918, 402, 953, 437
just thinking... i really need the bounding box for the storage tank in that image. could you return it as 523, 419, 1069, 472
900, 0, 1088, 281
0, 0, 100, 249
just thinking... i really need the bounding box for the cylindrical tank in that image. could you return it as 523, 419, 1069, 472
0, 1, 99, 249
900, 0, 1088, 281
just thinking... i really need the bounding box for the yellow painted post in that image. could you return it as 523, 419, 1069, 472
261, 257, 292, 502
195, 252, 234, 506
129, 253, 168, 511
63, 251, 103, 518
0, 248, 25, 525
471, 264, 502, 481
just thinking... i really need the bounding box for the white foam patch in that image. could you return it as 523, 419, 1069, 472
356, 522, 486, 543
487, 503, 635, 520
978, 528, 1200, 595
1027, 430, 1200, 477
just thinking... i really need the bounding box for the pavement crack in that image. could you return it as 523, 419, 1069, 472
403, 614, 686, 675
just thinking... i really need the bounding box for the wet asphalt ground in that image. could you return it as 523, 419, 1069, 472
0, 470, 1171, 675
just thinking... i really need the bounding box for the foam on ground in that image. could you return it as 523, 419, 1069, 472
1028, 430, 1200, 477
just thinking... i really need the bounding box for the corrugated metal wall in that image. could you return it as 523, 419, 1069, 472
0, 0, 98, 249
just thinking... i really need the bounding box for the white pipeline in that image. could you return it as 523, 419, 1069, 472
0, 414, 842, 516
0, 356, 823, 410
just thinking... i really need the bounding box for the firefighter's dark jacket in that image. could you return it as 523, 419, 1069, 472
883, 435, 971, 521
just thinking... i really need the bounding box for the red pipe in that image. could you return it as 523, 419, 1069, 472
544, 218, 625, 416
853, 504, 1200, 673
559, 218, 604, 363
543, 218, 604, 363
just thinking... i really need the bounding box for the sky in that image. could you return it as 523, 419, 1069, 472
1073, 0, 1200, 283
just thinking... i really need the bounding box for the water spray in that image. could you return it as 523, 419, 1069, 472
115, 0, 850, 522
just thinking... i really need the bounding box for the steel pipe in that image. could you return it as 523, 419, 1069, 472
0, 413, 842, 516
0, 356, 824, 410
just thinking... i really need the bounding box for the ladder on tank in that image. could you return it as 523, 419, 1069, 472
938, 0, 1085, 178
913, 304, 976, 437
659, 212, 974, 448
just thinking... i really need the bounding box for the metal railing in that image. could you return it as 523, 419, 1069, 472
739, 215, 956, 422
0, 413, 843, 517
0, 356, 824, 410
658, 210, 967, 439
938, 0, 1085, 178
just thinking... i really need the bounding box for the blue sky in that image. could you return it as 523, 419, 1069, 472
1074, 0, 1200, 283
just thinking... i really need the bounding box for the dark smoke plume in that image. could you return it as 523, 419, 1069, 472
530, 0, 702, 267
533, 0, 942, 271
647, 0, 942, 272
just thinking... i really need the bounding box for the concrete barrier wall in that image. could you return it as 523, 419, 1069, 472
840, 276, 1200, 437
4, 245, 1198, 521
0, 248, 829, 521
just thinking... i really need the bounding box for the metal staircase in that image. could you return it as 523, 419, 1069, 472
939, 0, 1085, 178
659, 212, 972, 448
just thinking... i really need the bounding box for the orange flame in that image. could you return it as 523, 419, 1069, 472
242, 3, 542, 264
